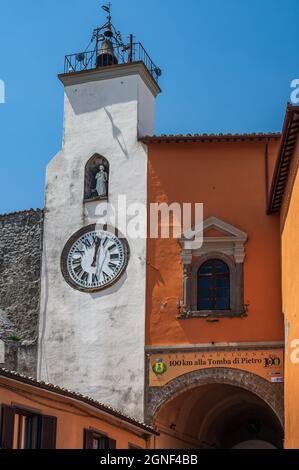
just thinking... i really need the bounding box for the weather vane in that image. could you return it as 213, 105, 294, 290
102, 3, 112, 21
90, 2, 126, 52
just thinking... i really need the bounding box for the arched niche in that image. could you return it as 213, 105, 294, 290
84, 154, 109, 202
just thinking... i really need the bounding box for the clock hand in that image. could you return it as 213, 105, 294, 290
91, 238, 101, 268
97, 248, 108, 276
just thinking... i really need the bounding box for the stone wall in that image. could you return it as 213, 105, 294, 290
1, 341, 38, 377
0, 209, 43, 375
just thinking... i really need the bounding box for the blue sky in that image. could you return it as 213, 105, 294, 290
0, 0, 298, 213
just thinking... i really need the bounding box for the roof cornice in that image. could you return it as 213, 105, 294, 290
268, 104, 299, 214
58, 61, 161, 97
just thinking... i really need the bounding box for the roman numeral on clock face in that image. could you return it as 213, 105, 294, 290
72, 258, 82, 267
82, 238, 92, 249
108, 262, 117, 270
110, 253, 119, 260
74, 250, 85, 256
74, 265, 83, 276
80, 271, 89, 284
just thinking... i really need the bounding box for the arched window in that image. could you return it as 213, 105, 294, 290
197, 259, 230, 311
84, 154, 109, 201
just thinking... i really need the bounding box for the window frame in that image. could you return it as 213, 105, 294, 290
14, 407, 40, 449
197, 258, 231, 311
179, 216, 248, 320
188, 253, 245, 318
84, 428, 116, 449
0, 404, 57, 449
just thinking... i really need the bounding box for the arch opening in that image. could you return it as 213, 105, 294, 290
153, 383, 283, 449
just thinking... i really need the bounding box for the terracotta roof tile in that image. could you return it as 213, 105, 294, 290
0, 368, 157, 435
141, 132, 281, 143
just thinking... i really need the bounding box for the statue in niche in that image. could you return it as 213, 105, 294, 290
94, 164, 108, 198
84, 154, 109, 201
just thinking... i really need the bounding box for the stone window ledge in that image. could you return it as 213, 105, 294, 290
84, 195, 108, 203
178, 309, 247, 320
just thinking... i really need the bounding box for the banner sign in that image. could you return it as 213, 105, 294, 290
149, 349, 284, 387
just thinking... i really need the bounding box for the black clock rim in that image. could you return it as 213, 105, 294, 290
61, 224, 130, 293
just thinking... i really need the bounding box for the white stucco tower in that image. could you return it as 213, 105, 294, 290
38, 14, 160, 420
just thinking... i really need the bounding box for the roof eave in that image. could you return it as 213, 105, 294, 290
140, 133, 281, 144
268, 104, 299, 214
0, 368, 158, 436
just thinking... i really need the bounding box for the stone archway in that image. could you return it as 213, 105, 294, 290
145, 367, 284, 425
146, 368, 284, 449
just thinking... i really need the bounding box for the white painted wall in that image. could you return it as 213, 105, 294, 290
38, 70, 156, 420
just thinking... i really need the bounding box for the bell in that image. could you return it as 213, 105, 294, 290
104, 24, 113, 38
96, 39, 118, 68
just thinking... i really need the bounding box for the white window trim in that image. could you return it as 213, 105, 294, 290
179, 216, 248, 319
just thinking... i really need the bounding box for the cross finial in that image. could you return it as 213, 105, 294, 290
102, 3, 112, 22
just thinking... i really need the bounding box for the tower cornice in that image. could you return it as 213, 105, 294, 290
58, 61, 161, 97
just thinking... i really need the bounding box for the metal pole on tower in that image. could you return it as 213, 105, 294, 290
129, 34, 133, 63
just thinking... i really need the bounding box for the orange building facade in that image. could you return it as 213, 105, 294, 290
143, 133, 285, 449
145, 137, 282, 346
269, 105, 299, 449
0, 369, 155, 449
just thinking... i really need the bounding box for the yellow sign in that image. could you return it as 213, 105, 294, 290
149, 349, 284, 387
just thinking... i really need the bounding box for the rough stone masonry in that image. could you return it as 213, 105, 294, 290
0, 209, 43, 375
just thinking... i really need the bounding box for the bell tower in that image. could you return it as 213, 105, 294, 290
38, 5, 161, 421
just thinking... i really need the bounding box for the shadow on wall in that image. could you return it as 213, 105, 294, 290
89, 272, 128, 301
152, 382, 284, 449
64, 85, 132, 160
104, 108, 129, 159
65, 79, 136, 116
37, 239, 50, 381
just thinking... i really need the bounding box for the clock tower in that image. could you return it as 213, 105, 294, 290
38, 8, 161, 420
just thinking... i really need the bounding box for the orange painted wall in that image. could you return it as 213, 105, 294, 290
146, 140, 284, 346
281, 137, 299, 449
0, 377, 150, 449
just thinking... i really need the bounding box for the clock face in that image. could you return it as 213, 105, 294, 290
61, 225, 129, 292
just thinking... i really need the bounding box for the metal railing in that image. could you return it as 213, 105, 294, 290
63, 42, 161, 82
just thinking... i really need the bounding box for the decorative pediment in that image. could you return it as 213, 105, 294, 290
180, 216, 248, 264
203, 216, 247, 240
204, 227, 231, 238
